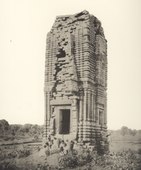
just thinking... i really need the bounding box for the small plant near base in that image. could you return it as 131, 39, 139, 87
58, 149, 93, 169
59, 152, 78, 168
77, 150, 93, 166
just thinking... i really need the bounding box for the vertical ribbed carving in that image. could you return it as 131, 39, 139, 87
44, 11, 108, 152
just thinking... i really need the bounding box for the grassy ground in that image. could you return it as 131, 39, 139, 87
0, 140, 141, 170
110, 141, 141, 152
0, 131, 141, 170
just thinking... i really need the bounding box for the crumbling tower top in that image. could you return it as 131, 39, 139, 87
50, 10, 105, 38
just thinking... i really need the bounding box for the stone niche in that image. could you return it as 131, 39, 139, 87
49, 96, 78, 141
44, 10, 108, 151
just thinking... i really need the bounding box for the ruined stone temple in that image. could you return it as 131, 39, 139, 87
44, 10, 108, 148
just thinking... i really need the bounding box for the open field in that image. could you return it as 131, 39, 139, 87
110, 140, 141, 152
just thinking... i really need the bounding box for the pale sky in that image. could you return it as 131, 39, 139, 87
0, 0, 141, 130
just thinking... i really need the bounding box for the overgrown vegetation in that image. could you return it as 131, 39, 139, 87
0, 147, 140, 170
57, 149, 141, 170
58, 149, 93, 168
0, 120, 141, 170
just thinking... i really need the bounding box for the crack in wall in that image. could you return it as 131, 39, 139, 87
52, 35, 78, 97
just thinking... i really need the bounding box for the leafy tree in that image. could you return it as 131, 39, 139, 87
0, 119, 9, 136
120, 126, 129, 136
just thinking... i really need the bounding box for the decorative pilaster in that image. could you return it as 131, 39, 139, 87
71, 97, 78, 138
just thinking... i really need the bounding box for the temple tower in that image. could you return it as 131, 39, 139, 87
44, 10, 108, 150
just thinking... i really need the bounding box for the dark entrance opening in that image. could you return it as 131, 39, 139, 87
59, 109, 70, 134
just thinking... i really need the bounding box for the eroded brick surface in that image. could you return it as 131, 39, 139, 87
44, 10, 108, 151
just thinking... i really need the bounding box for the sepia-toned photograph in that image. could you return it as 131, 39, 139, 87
0, 0, 141, 169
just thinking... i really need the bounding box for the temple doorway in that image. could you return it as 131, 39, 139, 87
59, 109, 70, 134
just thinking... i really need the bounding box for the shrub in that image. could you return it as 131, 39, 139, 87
59, 152, 78, 168
58, 149, 93, 168
77, 150, 93, 166
0, 162, 19, 170
17, 149, 30, 158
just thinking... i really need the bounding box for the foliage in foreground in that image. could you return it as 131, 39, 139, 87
0, 148, 141, 170
58, 149, 141, 170
58, 149, 93, 168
